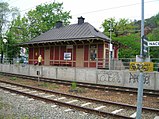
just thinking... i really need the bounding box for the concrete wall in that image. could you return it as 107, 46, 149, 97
0, 64, 158, 90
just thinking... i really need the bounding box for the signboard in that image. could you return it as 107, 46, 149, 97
148, 41, 159, 46
129, 62, 153, 72
64, 52, 71, 60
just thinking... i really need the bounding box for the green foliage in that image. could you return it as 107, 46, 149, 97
102, 18, 136, 37
102, 18, 140, 58
113, 34, 140, 58
0, 2, 19, 60
10, 77, 17, 80
38, 82, 59, 89
27, 2, 71, 38
102, 13, 159, 58
148, 27, 159, 58
71, 81, 77, 90
5, 2, 71, 60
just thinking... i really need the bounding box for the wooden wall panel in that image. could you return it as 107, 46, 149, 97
34, 48, 38, 59
84, 45, 89, 61
29, 48, 33, 59
114, 46, 118, 59
60, 46, 66, 60
89, 62, 96, 67
67, 49, 72, 60
98, 44, 103, 58
73, 46, 76, 60
84, 62, 88, 67
50, 46, 54, 60
40, 47, 44, 60
55, 46, 59, 60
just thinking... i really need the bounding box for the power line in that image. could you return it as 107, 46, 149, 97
7, 0, 159, 17
73, 0, 159, 16
16, 0, 53, 13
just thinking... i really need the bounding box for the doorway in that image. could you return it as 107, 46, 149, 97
76, 47, 84, 67
44, 47, 50, 65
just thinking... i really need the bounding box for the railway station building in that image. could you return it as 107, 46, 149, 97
22, 17, 119, 68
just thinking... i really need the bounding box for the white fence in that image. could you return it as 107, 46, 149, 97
96, 58, 159, 71
0, 64, 159, 90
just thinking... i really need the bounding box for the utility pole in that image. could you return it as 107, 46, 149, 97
136, 0, 144, 118
109, 22, 113, 70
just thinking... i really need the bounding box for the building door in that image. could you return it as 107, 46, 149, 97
76, 46, 84, 67
44, 47, 50, 65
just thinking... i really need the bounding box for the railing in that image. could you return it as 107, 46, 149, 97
96, 58, 159, 71
1, 58, 159, 71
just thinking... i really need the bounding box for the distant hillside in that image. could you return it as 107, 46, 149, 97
145, 13, 159, 29
112, 12, 159, 58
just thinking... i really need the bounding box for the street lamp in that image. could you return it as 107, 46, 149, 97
108, 21, 113, 70
3, 38, 7, 63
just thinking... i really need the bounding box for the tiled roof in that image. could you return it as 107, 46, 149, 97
24, 22, 110, 44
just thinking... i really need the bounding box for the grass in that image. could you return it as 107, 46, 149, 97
38, 82, 59, 90
10, 77, 17, 81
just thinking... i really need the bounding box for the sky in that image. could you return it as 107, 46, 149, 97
4, 0, 159, 30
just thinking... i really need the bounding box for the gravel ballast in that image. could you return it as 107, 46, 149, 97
0, 89, 105, 119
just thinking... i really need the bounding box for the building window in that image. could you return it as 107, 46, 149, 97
90, 45, 97, 61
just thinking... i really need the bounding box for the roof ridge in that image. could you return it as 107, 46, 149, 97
25, 22, 110, 44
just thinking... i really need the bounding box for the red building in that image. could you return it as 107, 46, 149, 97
23, 17, 119, 68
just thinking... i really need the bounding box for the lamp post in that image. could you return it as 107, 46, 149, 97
3, 38, 7, 63
136, 0, 145, 118
108, 21, 113, 70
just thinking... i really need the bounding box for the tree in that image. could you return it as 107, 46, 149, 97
26, 2, 71, 38
148, 27, 159, 58
102, 18, 136, 37
0, 2, 19, 63
102, 18, 140, 58
6, 2, 72, 60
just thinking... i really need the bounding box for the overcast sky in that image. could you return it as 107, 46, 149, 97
5, 0, 159, 29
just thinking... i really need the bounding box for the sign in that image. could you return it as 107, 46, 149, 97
64, 52, 71, 60
129, 62, 153, 72
148, 41, 159, 46
142, 35, 148, 57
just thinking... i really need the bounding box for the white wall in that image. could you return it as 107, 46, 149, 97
0, 64, 158, 90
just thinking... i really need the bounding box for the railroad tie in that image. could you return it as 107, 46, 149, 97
44, 95, 55, 98
18, 89, 30, 92
11, 93, 16, 96
130, 112, 136, 118
54, 97, 66, 101
81, 102, 91, 107
64, 108, 72, 112
38, 93, 45, 95
66, 100, 78, 104
51, 105, 57, 108
94, 106, 106, 110
154, 116, 159, 119
26, 91, 37, 93
27, 98, 34, 101
111, 109, 123, 114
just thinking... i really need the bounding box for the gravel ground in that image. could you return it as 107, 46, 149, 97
0, 75, 158, 109
0, 89, 106, 119
0, 75, 159, 119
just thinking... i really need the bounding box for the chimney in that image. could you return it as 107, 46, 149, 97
78, 16, 85, 25
55, 21, 63, 28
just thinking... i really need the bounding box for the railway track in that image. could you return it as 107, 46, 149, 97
1, 72, 159, 97
0, 80, 158, 119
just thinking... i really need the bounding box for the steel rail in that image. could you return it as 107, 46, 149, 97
0, 80, 158, 113
1, 72, 159, 97
0, 81, 134, 119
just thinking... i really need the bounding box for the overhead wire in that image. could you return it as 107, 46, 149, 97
10, 0, 159, 16
72, 0, 159, 16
